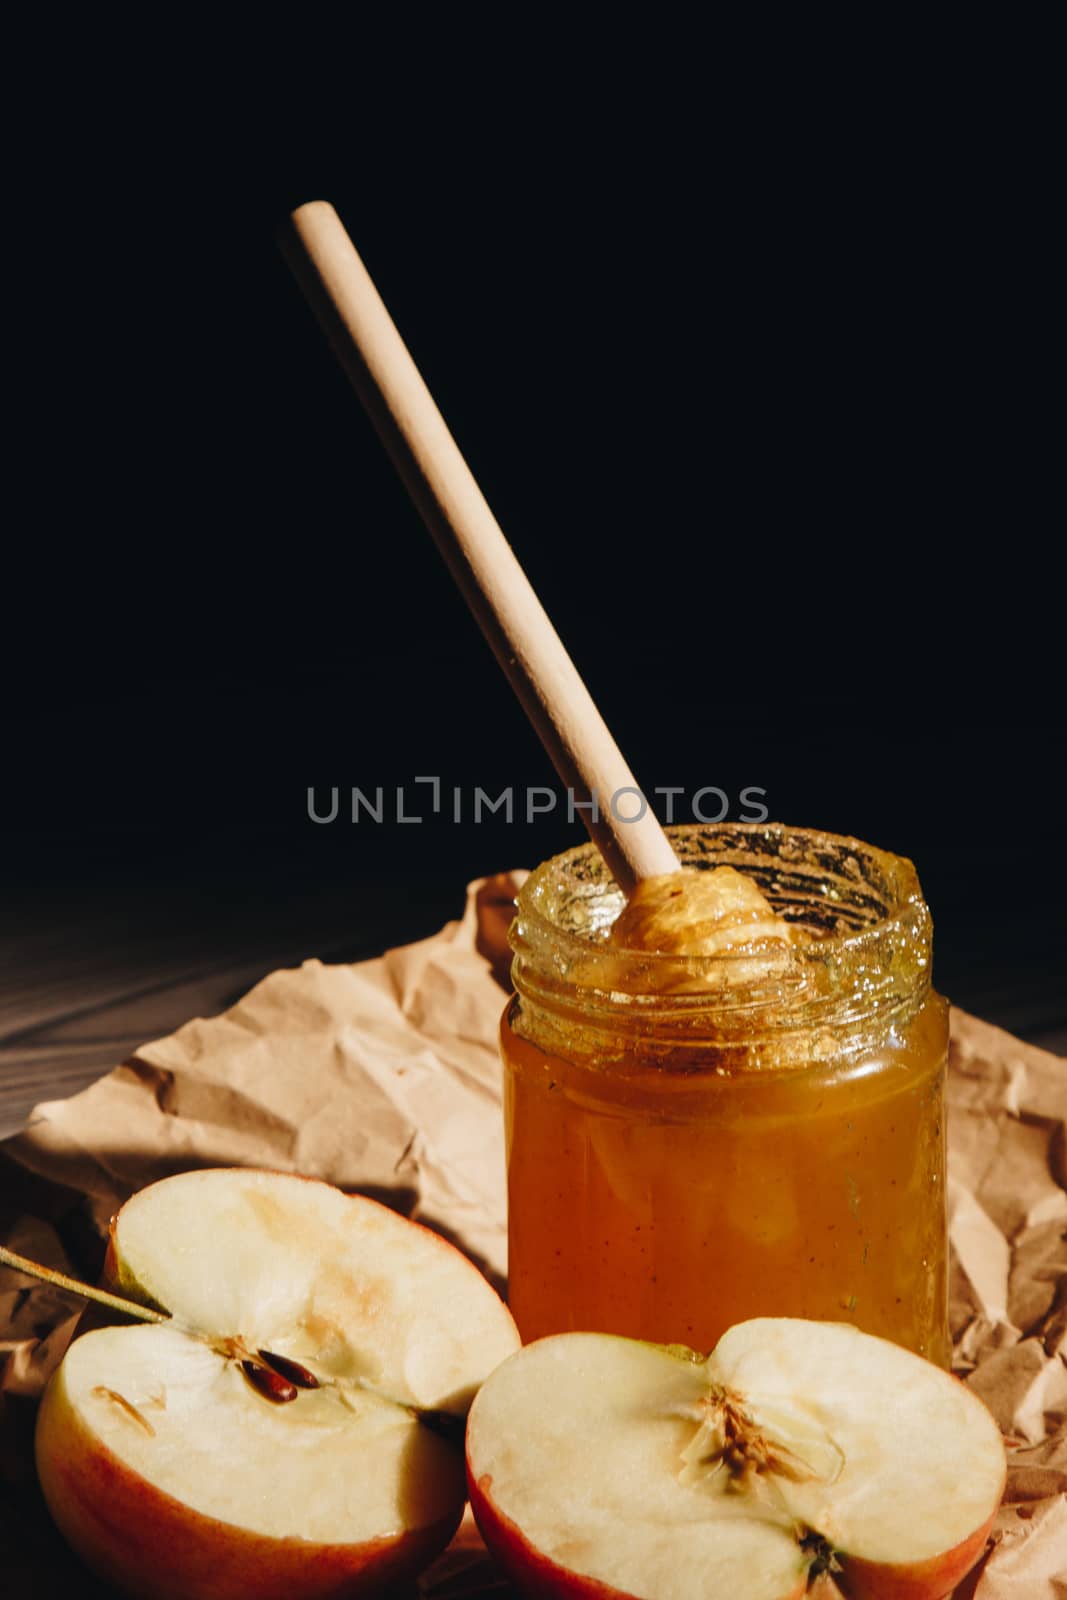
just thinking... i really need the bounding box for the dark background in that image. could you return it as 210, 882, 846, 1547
3, 57, 1063, 1054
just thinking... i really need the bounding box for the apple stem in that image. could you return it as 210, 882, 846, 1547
0, 1244, 167, 1326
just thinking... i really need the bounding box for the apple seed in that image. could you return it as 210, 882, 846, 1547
257, 1349, 321, 1389
240, 1359, 299, 1404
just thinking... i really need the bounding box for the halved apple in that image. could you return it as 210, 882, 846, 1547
467, 1319, 1005, 1600
36, 1168, 519, 1599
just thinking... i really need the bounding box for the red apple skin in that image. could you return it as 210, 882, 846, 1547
468, 1468, 807, 1600
469, 1464, 1001, 1600
835, 1504, 1000, 1600
37, 1378, 464, 1600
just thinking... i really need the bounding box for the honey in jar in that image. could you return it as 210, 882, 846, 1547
501, 823, 950, 1365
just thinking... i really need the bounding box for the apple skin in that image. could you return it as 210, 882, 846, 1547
835, 1506, 1000, 1600
469, 1465, 1000, 1600
468, 1467, 809, 1600
37, 1373, 464, 1600
468, 1468, 642, 1600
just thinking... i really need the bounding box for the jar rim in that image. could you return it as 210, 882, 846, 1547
510, 822, 933, 1036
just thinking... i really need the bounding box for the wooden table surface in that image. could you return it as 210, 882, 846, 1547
0, 865, 471, 1143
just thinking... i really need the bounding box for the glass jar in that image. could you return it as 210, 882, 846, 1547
501, 823, 950, 1365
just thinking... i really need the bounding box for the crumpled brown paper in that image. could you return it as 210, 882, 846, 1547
1, 873, 1064, 1597
943, 1011, 1067, 1596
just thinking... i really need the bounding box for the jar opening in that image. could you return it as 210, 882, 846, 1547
510, 823, 933, 1047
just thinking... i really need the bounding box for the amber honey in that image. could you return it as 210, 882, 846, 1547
502, 824, 950, 1365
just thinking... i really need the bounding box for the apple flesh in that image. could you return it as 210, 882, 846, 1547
467, 1319, 1005, 1600
36, 1168, 519, 1599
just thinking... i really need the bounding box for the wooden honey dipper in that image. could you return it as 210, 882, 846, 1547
280, 202, 679, 896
